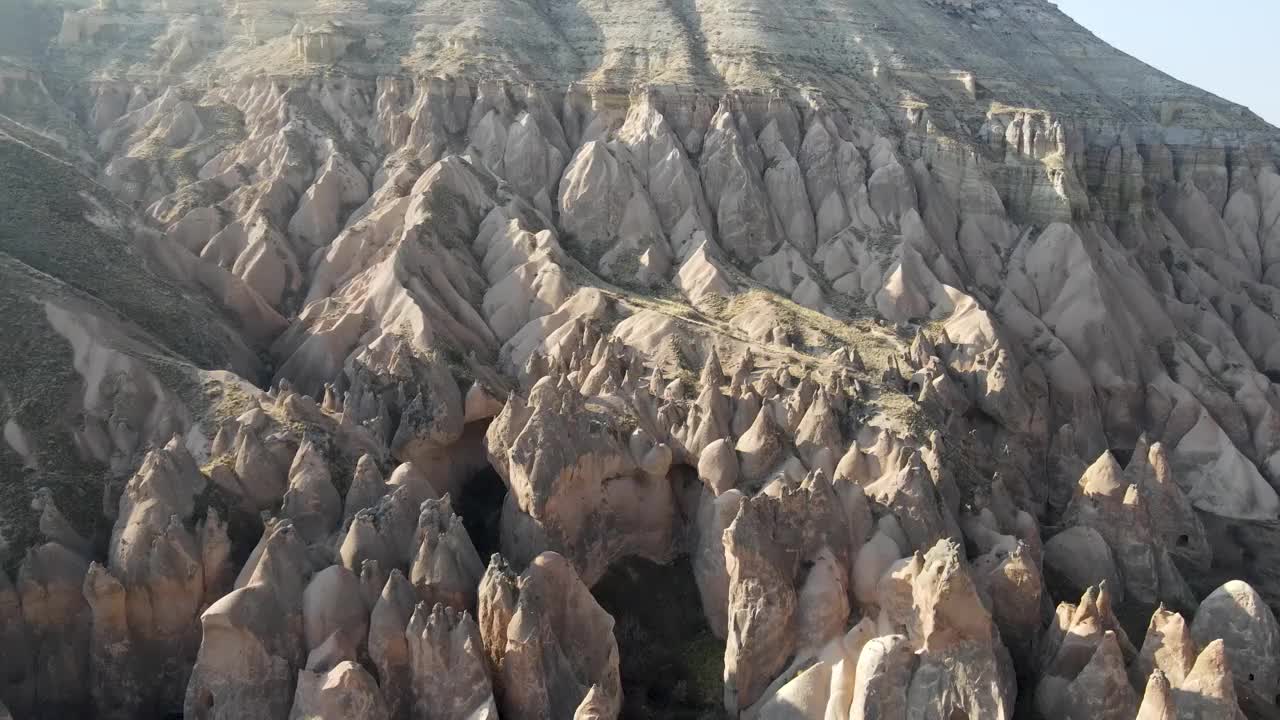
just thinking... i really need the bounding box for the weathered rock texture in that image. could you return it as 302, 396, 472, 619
1, 0, 1280, 718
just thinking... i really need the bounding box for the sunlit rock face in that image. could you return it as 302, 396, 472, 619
1, 0, 1280, 718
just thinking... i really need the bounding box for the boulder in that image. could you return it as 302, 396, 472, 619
287, 661, 389, 720
1188, 581, 1280, 699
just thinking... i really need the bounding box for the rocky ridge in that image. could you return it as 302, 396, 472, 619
3, 0, 1280, 718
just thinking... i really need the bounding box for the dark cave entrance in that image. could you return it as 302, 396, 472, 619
1111, 447, 1134, 468
456, 463, 506, 561
592, 556, 727, 720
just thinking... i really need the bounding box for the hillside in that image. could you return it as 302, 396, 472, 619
2, 1, 1280, 718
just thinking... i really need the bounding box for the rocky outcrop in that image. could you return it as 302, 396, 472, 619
1046, 446, 1201, 609
405, 602, 497, 719
5, 1, 1280, 719
901, 540, 1016, 720
739, 537, 1016, 720
287, 661, 388, 720
1029, 584, 1264, 720
408, 495, 484, 611
185, 520, 310, 720
18, 542, 91, 719
478, 552, 620, 719
91, 437, 226, 717
367, 570, 416, 720
1188, 580, 1280, 699
486, 371, 677, 584
1034, 584, 1136, 719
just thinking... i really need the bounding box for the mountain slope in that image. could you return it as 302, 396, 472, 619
0, 125, 278, 554
2, 1, 1280, 719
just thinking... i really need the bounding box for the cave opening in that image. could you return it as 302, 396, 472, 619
591, 555, 726, 720
1111, 447, 1134, 467
455, 463, 507, 561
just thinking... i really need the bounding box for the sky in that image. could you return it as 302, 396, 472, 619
1052, 0, 1280, 127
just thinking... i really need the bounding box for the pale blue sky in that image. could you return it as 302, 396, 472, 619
1053, 0, 1280, 127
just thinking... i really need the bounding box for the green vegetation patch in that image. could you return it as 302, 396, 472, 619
0, 263, 109, 571
0, 133, 241, 370
0, 134, 258, 570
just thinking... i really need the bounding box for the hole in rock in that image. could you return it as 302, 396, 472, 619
592, 556, 726, 719
193, 481, 265, 570
1110, 448, 1134, 467
959, 406, 1002, 456
1176, 534, 1190, 548
962, 405, 998, 427
455, 463, 506, 561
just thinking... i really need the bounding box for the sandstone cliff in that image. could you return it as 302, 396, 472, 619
2, 0, 1280, 718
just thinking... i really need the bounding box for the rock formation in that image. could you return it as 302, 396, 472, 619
1, 0, 1280, 717
479, 552, 620, 718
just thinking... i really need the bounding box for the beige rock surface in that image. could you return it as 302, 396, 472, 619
405, 603, 497, 720
3, 0, 1280, 718
481, 552, 620, 719
1188, 580, 1280, 698
367, 570, 417, 720
287, 661, 389, 720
